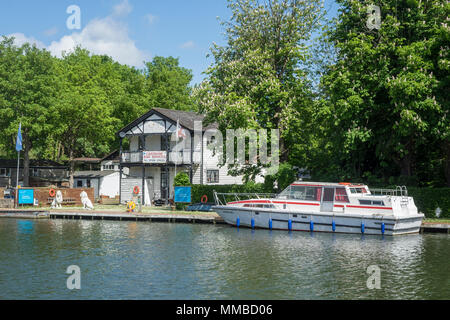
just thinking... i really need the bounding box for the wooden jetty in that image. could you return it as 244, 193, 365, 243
48, 211, 226, 225
0, 210, 49, 219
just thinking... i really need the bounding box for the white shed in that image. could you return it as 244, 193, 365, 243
73, 170, 120, 200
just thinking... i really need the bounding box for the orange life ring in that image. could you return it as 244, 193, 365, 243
133, 186, 140, 194
49, 189, 56, 197
201, 195, 208, 203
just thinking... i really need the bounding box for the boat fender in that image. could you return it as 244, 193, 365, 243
361, 222, 365, 234
332, 220, 336, 232
381, 222, 385, 235
288, 219, 292, 231
236, 217, 240, 228
251, 218, 255, 229
269, 219, 273, 230
310, 221, 314, 232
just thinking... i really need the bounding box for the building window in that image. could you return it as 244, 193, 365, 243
207, 170, 219, 183
77, 180, 83, 188
161, 135, 168, 151
86, 179, 91, 188
0, 168, 11, 177
103, 164, 114, 170
30, 168, 39, 177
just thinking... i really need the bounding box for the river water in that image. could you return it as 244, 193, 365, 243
0, 218, 448, 300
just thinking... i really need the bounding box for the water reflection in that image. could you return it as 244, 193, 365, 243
17, 220, 34, 235
0, 219, 448, 300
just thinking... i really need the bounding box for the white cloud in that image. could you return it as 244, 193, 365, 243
113, 0, 132, 16
7, 0, 148, 68
8, 33, 46, 49
47, 16, 148, 67
145, 14, 158, 24
180, 41, 195, 49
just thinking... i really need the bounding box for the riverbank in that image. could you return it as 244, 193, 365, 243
0, 207, 224, 224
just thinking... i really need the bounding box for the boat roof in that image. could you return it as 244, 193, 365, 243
290, 181, 367, 187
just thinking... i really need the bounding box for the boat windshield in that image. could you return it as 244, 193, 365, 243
277, 185, 322, 201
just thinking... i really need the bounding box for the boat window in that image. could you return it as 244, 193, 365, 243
305, 187, 316, 201
358, 199, 384, 206
350, 187, 367, 194
247, 203, 275, 209
278, 185, 321, 201
335, 187, 349, 202
277, 185, 291, 199
290, 186, 306, 199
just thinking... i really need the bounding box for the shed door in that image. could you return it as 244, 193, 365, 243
321, 187, 335, 212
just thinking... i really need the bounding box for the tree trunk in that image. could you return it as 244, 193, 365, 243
69, 149, 75, 187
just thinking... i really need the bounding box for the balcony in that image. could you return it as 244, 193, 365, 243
121, 150, 199, 165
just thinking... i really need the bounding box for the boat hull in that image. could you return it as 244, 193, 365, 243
213, 206, 424, 236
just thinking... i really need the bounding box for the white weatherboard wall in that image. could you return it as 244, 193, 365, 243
192, 136, 246, 185
98, 172, 120, 198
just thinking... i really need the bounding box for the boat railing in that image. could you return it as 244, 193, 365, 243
369, 185, 408, 197
213, 191, 277, 206
369, 186, 409, 206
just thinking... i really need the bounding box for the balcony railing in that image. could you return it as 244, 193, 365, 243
121, 150, 199, 165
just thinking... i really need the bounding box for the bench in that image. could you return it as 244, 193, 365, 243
47, 198, 77, 206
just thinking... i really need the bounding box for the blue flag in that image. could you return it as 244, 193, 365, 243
15, 123, 22, 152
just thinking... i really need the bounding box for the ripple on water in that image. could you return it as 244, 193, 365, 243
0, 219, 449, 300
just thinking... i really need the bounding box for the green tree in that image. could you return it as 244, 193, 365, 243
317, 0, 449, 185
144, 56, 194, 111
194, 0, 324, 178
51, 48, 120, 186
0, 37, 58, 186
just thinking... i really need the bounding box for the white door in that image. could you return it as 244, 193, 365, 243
321, 187, 335, 212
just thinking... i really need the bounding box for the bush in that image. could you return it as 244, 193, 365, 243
407, 187, 450, 219
174, 172, 190, 186
190, 182, 270, 204
174, 172, 191, 210
263, 162, 297, 193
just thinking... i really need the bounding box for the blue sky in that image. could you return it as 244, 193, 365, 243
0, 0, 339, 85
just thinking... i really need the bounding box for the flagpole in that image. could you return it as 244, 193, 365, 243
15, 122, 22, 208
16, 151, 20, 188
175, 118, 178, 179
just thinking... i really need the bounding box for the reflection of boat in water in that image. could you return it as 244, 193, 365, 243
213, 182, 424, 235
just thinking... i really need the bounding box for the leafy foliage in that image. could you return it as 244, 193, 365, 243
194, 0, 324, 177
314, 0, 449, 185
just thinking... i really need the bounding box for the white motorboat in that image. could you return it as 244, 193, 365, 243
212, 182, 424, 235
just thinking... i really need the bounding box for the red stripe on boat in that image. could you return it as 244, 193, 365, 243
227, 200, 320, 206
346, 205, 392, 210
